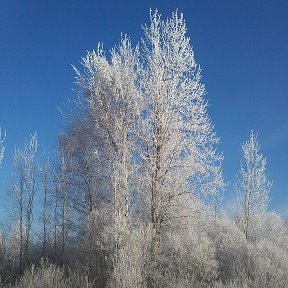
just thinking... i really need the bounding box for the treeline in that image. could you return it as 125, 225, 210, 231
0, 11, 288, 288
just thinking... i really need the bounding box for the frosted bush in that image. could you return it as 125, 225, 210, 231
7, 260, 93, 288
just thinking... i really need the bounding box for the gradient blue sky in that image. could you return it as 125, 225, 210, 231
0, 0, 288, 216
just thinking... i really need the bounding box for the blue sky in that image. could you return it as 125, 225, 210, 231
0, 0, 288, 216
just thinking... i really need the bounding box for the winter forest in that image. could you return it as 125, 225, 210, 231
0, 10, 288, 288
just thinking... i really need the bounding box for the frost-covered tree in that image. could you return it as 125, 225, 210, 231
236, 131, 272, 240
72, 10, 224, 286
72, 38, 143, 287
139, 10, 224, 262
39, 155, 51, 259
53, 147, 74, 266
12, 133, 38, 272
74, 36, 141, 248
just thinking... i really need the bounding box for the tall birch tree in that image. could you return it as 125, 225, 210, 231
74, 37, 141, 249
236, 131, 272, 240
139, 10, 224, 261
12, 133, 38, 272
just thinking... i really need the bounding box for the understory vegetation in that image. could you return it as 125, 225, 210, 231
0, 10, 287, 288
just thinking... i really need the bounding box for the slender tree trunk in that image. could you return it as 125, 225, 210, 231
61, 199, 66, 266
19, 176, 24, 274
148, 116, 162, 288
42, 165, 48, 258
53, 193, 58, 255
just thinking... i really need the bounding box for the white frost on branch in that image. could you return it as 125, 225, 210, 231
0, 129, 5, 166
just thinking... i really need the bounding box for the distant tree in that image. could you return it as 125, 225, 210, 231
54, 148, 72, 266
235, 131, 272, 240
12, 133, 38, 272
39, 155, 51, 259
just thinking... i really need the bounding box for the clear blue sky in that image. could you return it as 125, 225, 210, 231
0, 0, 288, 216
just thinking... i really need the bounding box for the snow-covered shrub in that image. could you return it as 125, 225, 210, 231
211, 213, 288, 288
211, 215, 247, 284
157, 225, 218, 287
247, 239, 288, 288
211, 280, 249, 288
8, 260, 93, 288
